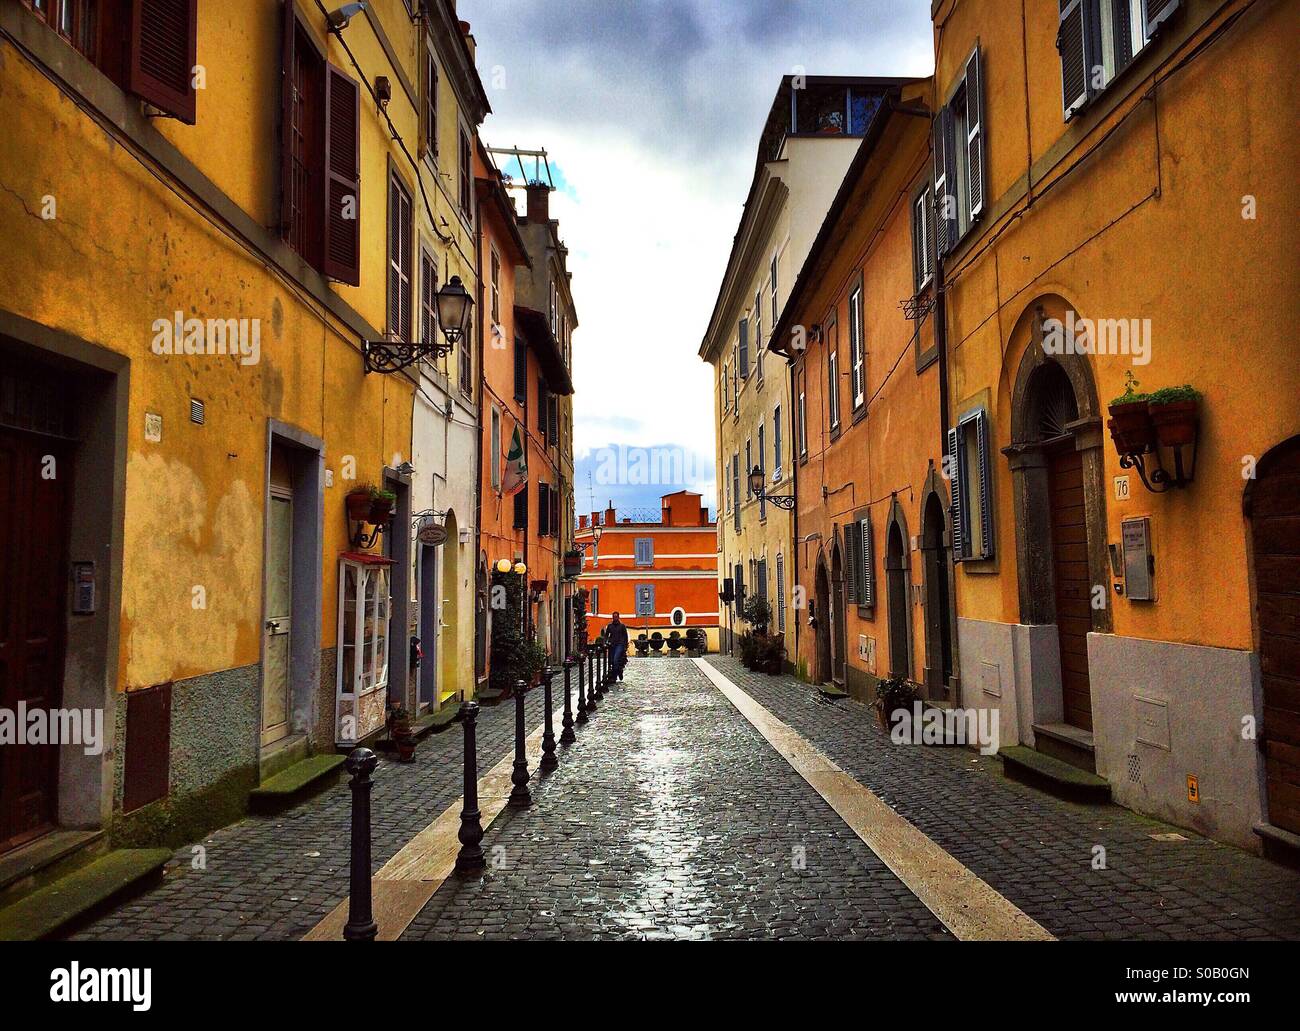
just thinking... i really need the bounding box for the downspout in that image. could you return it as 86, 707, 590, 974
788, 351, 799, 675
473, 189, 486, 696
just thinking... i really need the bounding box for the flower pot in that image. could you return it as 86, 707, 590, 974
874, 700, 889, 732
1148, 399, 1198, 447
368, 496, 395, 523
346, 491, 373, 521
1107, 400, 1155, 455
391, 720, 416, 762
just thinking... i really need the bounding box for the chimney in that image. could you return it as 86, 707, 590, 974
591, 510, 600, 527
458, 20, 476, 63
604, 502, 617, 527
526, 182, 550, 224
579, 514, 588, 529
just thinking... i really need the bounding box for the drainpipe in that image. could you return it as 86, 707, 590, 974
788, 352, 799, 675
473, 191, 486, 697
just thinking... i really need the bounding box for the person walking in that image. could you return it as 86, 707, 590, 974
607, 611, 630, 681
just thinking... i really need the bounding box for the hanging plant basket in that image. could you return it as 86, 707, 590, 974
368, 495, 395, 523
1107, 399, 1155, 455
346, 489, 374, 522
1147, 388, 1200, 447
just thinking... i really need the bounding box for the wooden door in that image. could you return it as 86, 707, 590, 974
1250, 438, 1300, 834
0, 428, 69, 853
261, 488, 293, 746
1048, 444, 1093, 730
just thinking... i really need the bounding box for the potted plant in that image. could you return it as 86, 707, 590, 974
634, 632, 650, 656
759, 635, 786, 675
738, 595, 773, 637
649, 631, 664, 653
1106, 371, 1154, 456
523, 641, 549, 687
1147, 385, 1200, 447
346, 485, 375, 522
738, 632, 759, 670
874, 675, 918, 733
367, 486, 397, 523
666, 630, 683, 655
388, 706, 416, 762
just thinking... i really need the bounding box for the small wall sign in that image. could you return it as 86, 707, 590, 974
1114, 475, 1130, 501
72, 561, 95, 615
1121, 516, 1155, 601
1187, 774, 1200, 803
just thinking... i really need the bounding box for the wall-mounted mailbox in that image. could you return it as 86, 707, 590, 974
1121, 517, 1155, 601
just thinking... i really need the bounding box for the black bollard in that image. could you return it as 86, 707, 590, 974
540, 665, 558, 772
454, 701, 485, 874
596, 642, 607, 698
560, 656, 576, 745
576, 650, 589, 724
587, 647, 598, 711
343, 747, 379, 940
508, 679, 531, 807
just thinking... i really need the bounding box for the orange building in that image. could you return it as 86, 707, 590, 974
575, 492, 720, 649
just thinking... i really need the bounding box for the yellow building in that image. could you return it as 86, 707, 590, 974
0, 0, 485, 856
932, 0, 1299, 851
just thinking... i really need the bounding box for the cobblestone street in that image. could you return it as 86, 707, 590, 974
70, 655, 1300, 942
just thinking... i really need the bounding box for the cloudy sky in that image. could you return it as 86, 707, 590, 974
462, 0, 934, 517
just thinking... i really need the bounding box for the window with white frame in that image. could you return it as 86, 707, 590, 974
827, 331, 841, 431
770, 253, 779, 327
745, 439, 753, 497
757, 423, 766, 519
912, 185, 935, 293
848, 284, 865, 409
754, 292, 764, 382
721, 362, 729, 413
934, 45, 985, 256
948, 408, 995, 561
1059, 0, 1167, 121
772, 405, 782, 481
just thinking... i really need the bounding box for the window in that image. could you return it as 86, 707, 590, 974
934, 46, 984, 256
948, 409, 995, 561
548, 395, 559, 446
732, 455, 741, 533
591, 587, 599, 617
827, 330, 841, 431
770, 253, 779, 327
798, 386, 807, 457
424, 49, 439, 159
458, 127, 472, 219
757, 559, 769, 606
549, 280, 558, 336
745, 439, 753, 498
635, 538, 654, 567
721, 363, 729, 413
738, 318, 750, 379
458, 317, 472, 396
513, 337, 526, 401
538, 378, 548, 430
912, 185, 935, 292
772, 405, 783, 481
490, 406, 501, 489
1059, 0, 1167, 120
388, 172, 413, 340
490, 249, 501, 324
754, 292, 764, 382
849, 285, 865, 409
859, 518, 876, 606
513, 484, 528, 530
775, 553, 786, 633
538, 482, 551, 536
420, 248, 438, 347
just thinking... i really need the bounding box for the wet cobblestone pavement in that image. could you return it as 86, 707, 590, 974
705, 656, 1300, 941
403, 659, 949, 940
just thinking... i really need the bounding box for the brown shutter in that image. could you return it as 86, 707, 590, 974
278, 1, 296, 234
324, 64, 361, 286
127, 0, 198, 125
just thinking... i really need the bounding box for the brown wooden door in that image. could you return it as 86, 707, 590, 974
1048, 444, 1093, 731
0, 428, 70, 853
1250, 438, 1300, 834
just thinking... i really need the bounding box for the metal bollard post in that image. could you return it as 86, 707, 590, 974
454, 701, 485, 874
576, 650, 589, 724
343, 747, 379, 940
596, 642, 607, 698
587, 647, 599, 711
540, 665, 558, 772
560, 656, 576, 745
508, 679, 532, 807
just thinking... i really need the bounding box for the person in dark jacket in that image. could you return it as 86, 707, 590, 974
607, 612, 630, 681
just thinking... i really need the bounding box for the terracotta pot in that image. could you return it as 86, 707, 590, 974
1107, 400, 1155, 455
1149, 399, 1199, 447
346, 491, 372, 521
368, 496, 394, 522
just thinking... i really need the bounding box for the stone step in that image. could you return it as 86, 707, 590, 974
248, 754, 347, 814
0, 848, 171, 941
1031, 722, 1098, 773
1000, 745, 1112, 804
413, 699, 462, 738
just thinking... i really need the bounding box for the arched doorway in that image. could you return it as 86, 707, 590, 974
885, 511, 911, 679
830, 539, 846, 684
814, 557, 832, 683
439, 509, 459, 702
1245, 434, 1300, 834
920, 476, 954, 700
474, 554, 488, 685
1007, 301, 1111, 739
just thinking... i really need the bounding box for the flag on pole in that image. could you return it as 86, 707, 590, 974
502, 423, 528, 495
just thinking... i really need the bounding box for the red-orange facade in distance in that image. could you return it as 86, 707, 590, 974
575, 491, 719, 646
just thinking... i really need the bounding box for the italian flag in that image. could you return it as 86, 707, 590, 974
502, 424, 528, 495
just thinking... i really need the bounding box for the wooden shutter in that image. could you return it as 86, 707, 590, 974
860, 518, 875, 608
550, 486, 560, 538
126, 0, 197, 124
388, 177, 412, 337
538, 483, 550, 536
965, 46, 986, 221
912, 191, 927, 292
1058, 0, 1092, 121
976, 410, 995, 559
738, 318, 749, 377
548, 396, 559, 445
324, 64, 361, 285
538, 379, 547, 429
513, 338, 526, 400
1114, 0, 1136, 75
1143, 0, 1181, 38
514, 485, 528, 530
278, 0, 296, 233
947, 426, 965, 559
845, 521, 860, 604
933, 108, 958, 256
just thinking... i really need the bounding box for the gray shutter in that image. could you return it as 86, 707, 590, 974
1058, 0, 1090, 121
976, 411, 995, 560
844, 521, 859, 605
932, 114, 950, 257
965, 46, 985, 221
860, 518, 875, 608
1143, 0, 1180, 37
912, 192, 926, 292
947, 426, 965, 559
738, 318, 750, 377
776, 554, 786, 632
1114, 0, 1135, 75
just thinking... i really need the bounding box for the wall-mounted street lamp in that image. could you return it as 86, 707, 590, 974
748, 466, 795, 510
326, 2, 368, 32
363, 276, 475, 374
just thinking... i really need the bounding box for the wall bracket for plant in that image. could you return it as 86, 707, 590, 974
1118, 438, 1197, 493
